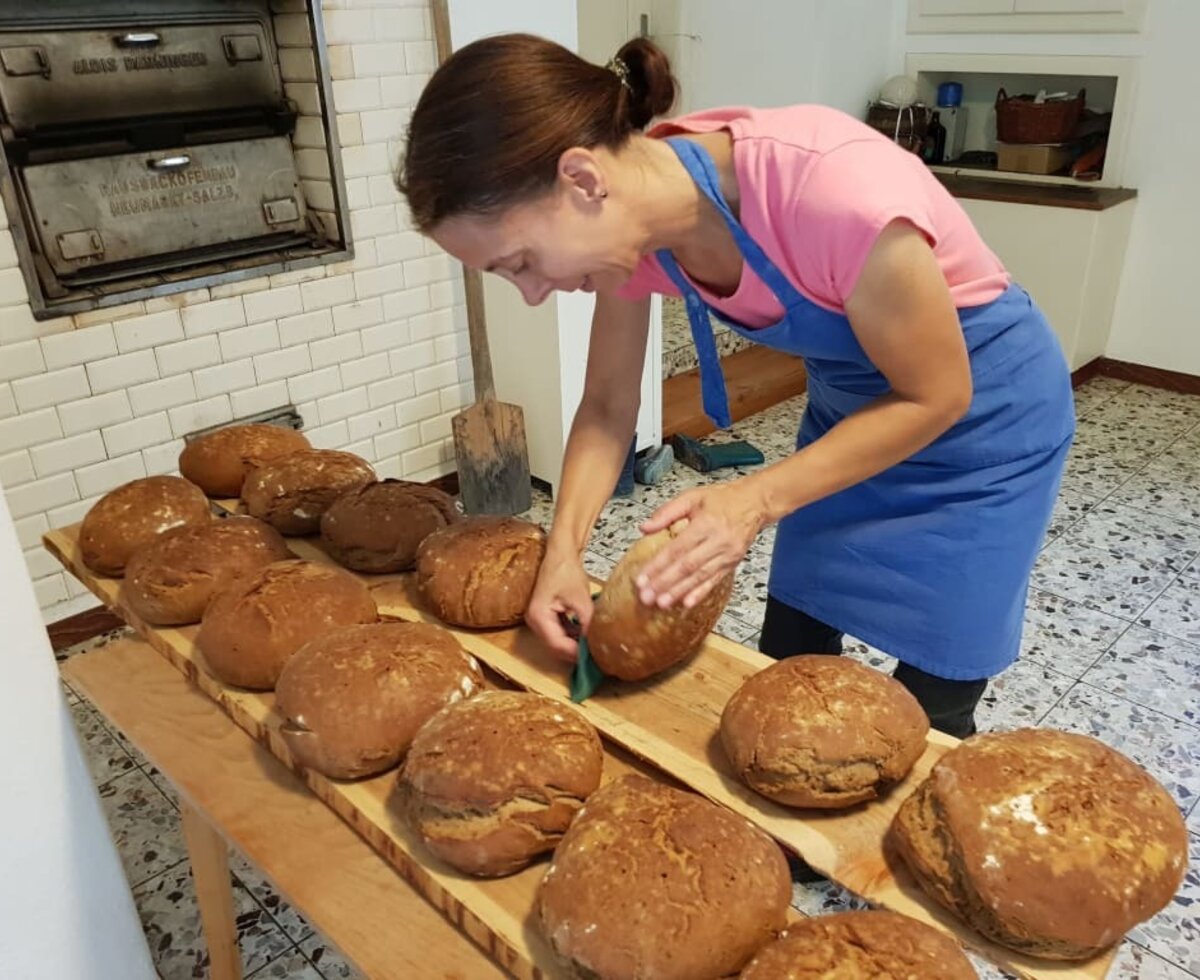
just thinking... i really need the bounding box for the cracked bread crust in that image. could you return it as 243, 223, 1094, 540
588, 523, 735, 681
889, 729, 1189, 960
122, 516, 291, 625
241, 450, 375, 536
397, 690, 603, 877
320, 479, 458, 573
738, 910, 977, 979
197, 559, 377, 690
275, 622, 483, 780
179, 423, 310, 498
720, 656, 929, 809
415, 517, 546, 628
80, 475, 212, 577
536, 774, 791, 980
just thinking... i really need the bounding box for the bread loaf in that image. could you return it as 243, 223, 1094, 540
320, 480, 458, 573
588, 522, 734, 681
196, 559, 377, 690
415, 516, 546, 628
397, 691, 603, 876
889, 728, 1188, 960
122, 516, 291, 625
537, 774, 791, 979
721, 655, 929, 808
241, 449, 375, 535
179, 423, 310, 497
79, 476, 211, 577
738, 911, 977, 979
276, 622, 483, 780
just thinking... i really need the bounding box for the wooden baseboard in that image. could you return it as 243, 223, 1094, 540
663, 346, 809, 439
48, 605, 125, 653
1074, 356, 1200, 396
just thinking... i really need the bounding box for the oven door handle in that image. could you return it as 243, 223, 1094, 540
116, 32, 163, 48
146, 154, 191, 171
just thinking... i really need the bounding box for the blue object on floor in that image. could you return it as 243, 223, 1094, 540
671, 432, 765, 473
634, 443, 674, 485
612, 437, 637, 497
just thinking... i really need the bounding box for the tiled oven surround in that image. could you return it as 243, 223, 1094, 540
58, 377, 1200, 979
0, 0, 471, 619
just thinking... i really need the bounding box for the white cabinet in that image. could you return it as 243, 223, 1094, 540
959, 196, 1135, 371
908, 0, 1146, 33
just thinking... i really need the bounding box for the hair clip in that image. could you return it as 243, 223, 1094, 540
606, 56, 632, 92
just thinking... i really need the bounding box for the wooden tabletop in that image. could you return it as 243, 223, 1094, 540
935, 172, 1137, 211
62, 637, 506, 980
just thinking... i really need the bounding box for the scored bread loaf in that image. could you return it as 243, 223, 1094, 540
241, 449, 375, 535
720, 655, 929, 808
196, 559, 377, 690
889, 728, 1189, 960
537, 774, 791, 980
79, 476, 211, 577
415, 516, 546, 628
320, 479, 458, 573
738, 911, 977, 979
122, 516, 291, 625
276, 622, 484, 780
179, 423, 310, 497
397, 691, 603, 877
587, 522, 734, 681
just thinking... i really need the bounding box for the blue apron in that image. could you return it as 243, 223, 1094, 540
656, 137, 1074, 681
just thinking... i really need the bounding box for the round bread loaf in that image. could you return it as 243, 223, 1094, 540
739, 911, 977, 980
241, 449, 375, 535
320, 480, 458, 573
196, 559, 377, 690
415, 517, 546, 628
397, 691, 603, 877
537, 774, 791, 980
275, 622, 484, 780
179, 423, 310, 497
720, 656, 929, 809
588, 522, 734, 681
889, 728, 1188, 960
122, 516, 291, 625
79, 476, 211, 577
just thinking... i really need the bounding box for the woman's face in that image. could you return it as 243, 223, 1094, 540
430, 148, 644, 305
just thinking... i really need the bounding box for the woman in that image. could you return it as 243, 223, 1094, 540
398, 35, 1074, 737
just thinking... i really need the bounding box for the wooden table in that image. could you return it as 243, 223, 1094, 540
63, 637, 506, 980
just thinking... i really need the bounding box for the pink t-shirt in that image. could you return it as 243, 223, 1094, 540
617, 105, 1009, 326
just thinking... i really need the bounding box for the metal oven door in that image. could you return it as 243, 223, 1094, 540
0, 20, 282, 133
20, 136, 308, 282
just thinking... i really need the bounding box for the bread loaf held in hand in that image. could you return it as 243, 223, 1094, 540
587, 522, 734, 681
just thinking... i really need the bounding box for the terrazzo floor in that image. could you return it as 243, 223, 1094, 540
661, 294, 752, 378
56, 375, 1200, 979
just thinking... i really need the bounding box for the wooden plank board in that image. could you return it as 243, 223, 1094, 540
47, 522, 1116, 980
45, 526, 711, 980
64, 637, 506, 980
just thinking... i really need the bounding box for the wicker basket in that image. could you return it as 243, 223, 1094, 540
865, 102, 930, 154
995, 88, 1085, 144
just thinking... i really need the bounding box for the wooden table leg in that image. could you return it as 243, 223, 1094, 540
180, 802, 243, 980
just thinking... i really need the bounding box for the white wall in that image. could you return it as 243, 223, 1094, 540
0, 486, 157, 980
669, 0, 903, 117
0, 0, 472, 616
901, 1, 1200, 375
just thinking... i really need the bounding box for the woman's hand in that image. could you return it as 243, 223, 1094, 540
635, 478, 771, 610
525, 540, 595, 663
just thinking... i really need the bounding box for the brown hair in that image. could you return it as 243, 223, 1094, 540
397, 34, 676, 233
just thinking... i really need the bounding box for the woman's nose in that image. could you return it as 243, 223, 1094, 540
518, 276, 552, 306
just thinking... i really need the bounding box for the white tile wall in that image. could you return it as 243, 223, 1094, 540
0, 0, 463, 616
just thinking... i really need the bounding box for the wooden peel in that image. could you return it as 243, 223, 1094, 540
431, 0, 532, 515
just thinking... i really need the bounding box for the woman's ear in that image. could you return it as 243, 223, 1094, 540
558, 147, 607, 204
